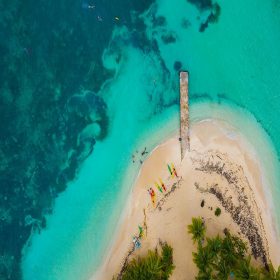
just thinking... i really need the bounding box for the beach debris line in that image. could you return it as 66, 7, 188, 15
147, 179, 182, 211
155, 179, 182, 211
192, 150, 270, 267
143, 208, 148, 237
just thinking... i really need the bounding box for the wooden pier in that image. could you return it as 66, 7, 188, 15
180, 71, 190, 160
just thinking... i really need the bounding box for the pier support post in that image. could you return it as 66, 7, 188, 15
180, 71, 190, 160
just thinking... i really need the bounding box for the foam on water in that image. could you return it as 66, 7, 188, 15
22, 1, 280, 279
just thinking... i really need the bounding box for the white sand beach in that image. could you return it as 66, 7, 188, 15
93, 119, 280, 280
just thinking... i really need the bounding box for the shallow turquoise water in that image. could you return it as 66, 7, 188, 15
21, 39, 180, 280
20, 1, 280, 279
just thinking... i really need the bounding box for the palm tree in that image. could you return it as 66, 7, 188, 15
212, 259, 230, 280
193, 244, 213, 275
231, 235, 247, 257
188, 217, 206, 244
206, 236, 222, 259
263, 263, 280, 280
161, 243, 175, 279
220, 233, 238, 268
196, 270, 215, 280
122, 250, 164, 280
120, 243, 175, 280
234, 256, 260, 280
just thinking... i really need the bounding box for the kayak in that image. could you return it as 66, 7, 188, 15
171, 163, 178, 177
159, 178, 166, 191
155, 182, 163, 193
167, 164, 173, 176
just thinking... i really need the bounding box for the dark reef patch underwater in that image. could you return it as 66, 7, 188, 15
0, 0, 155, 278
187, 0, 221, 32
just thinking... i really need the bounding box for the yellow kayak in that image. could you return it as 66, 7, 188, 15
154, 182, 163, 193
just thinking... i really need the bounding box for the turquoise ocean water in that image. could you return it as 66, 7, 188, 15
1, 0, 280, 279
23, 0, 280, 279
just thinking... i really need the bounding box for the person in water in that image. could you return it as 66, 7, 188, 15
141, 147, 148, 156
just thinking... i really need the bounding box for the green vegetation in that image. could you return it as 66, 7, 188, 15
187, 217, 206, 244
215, 207, 221, 216
117, 242, 175, 280
188, 217, 280, 280
265, 263, 280, 280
